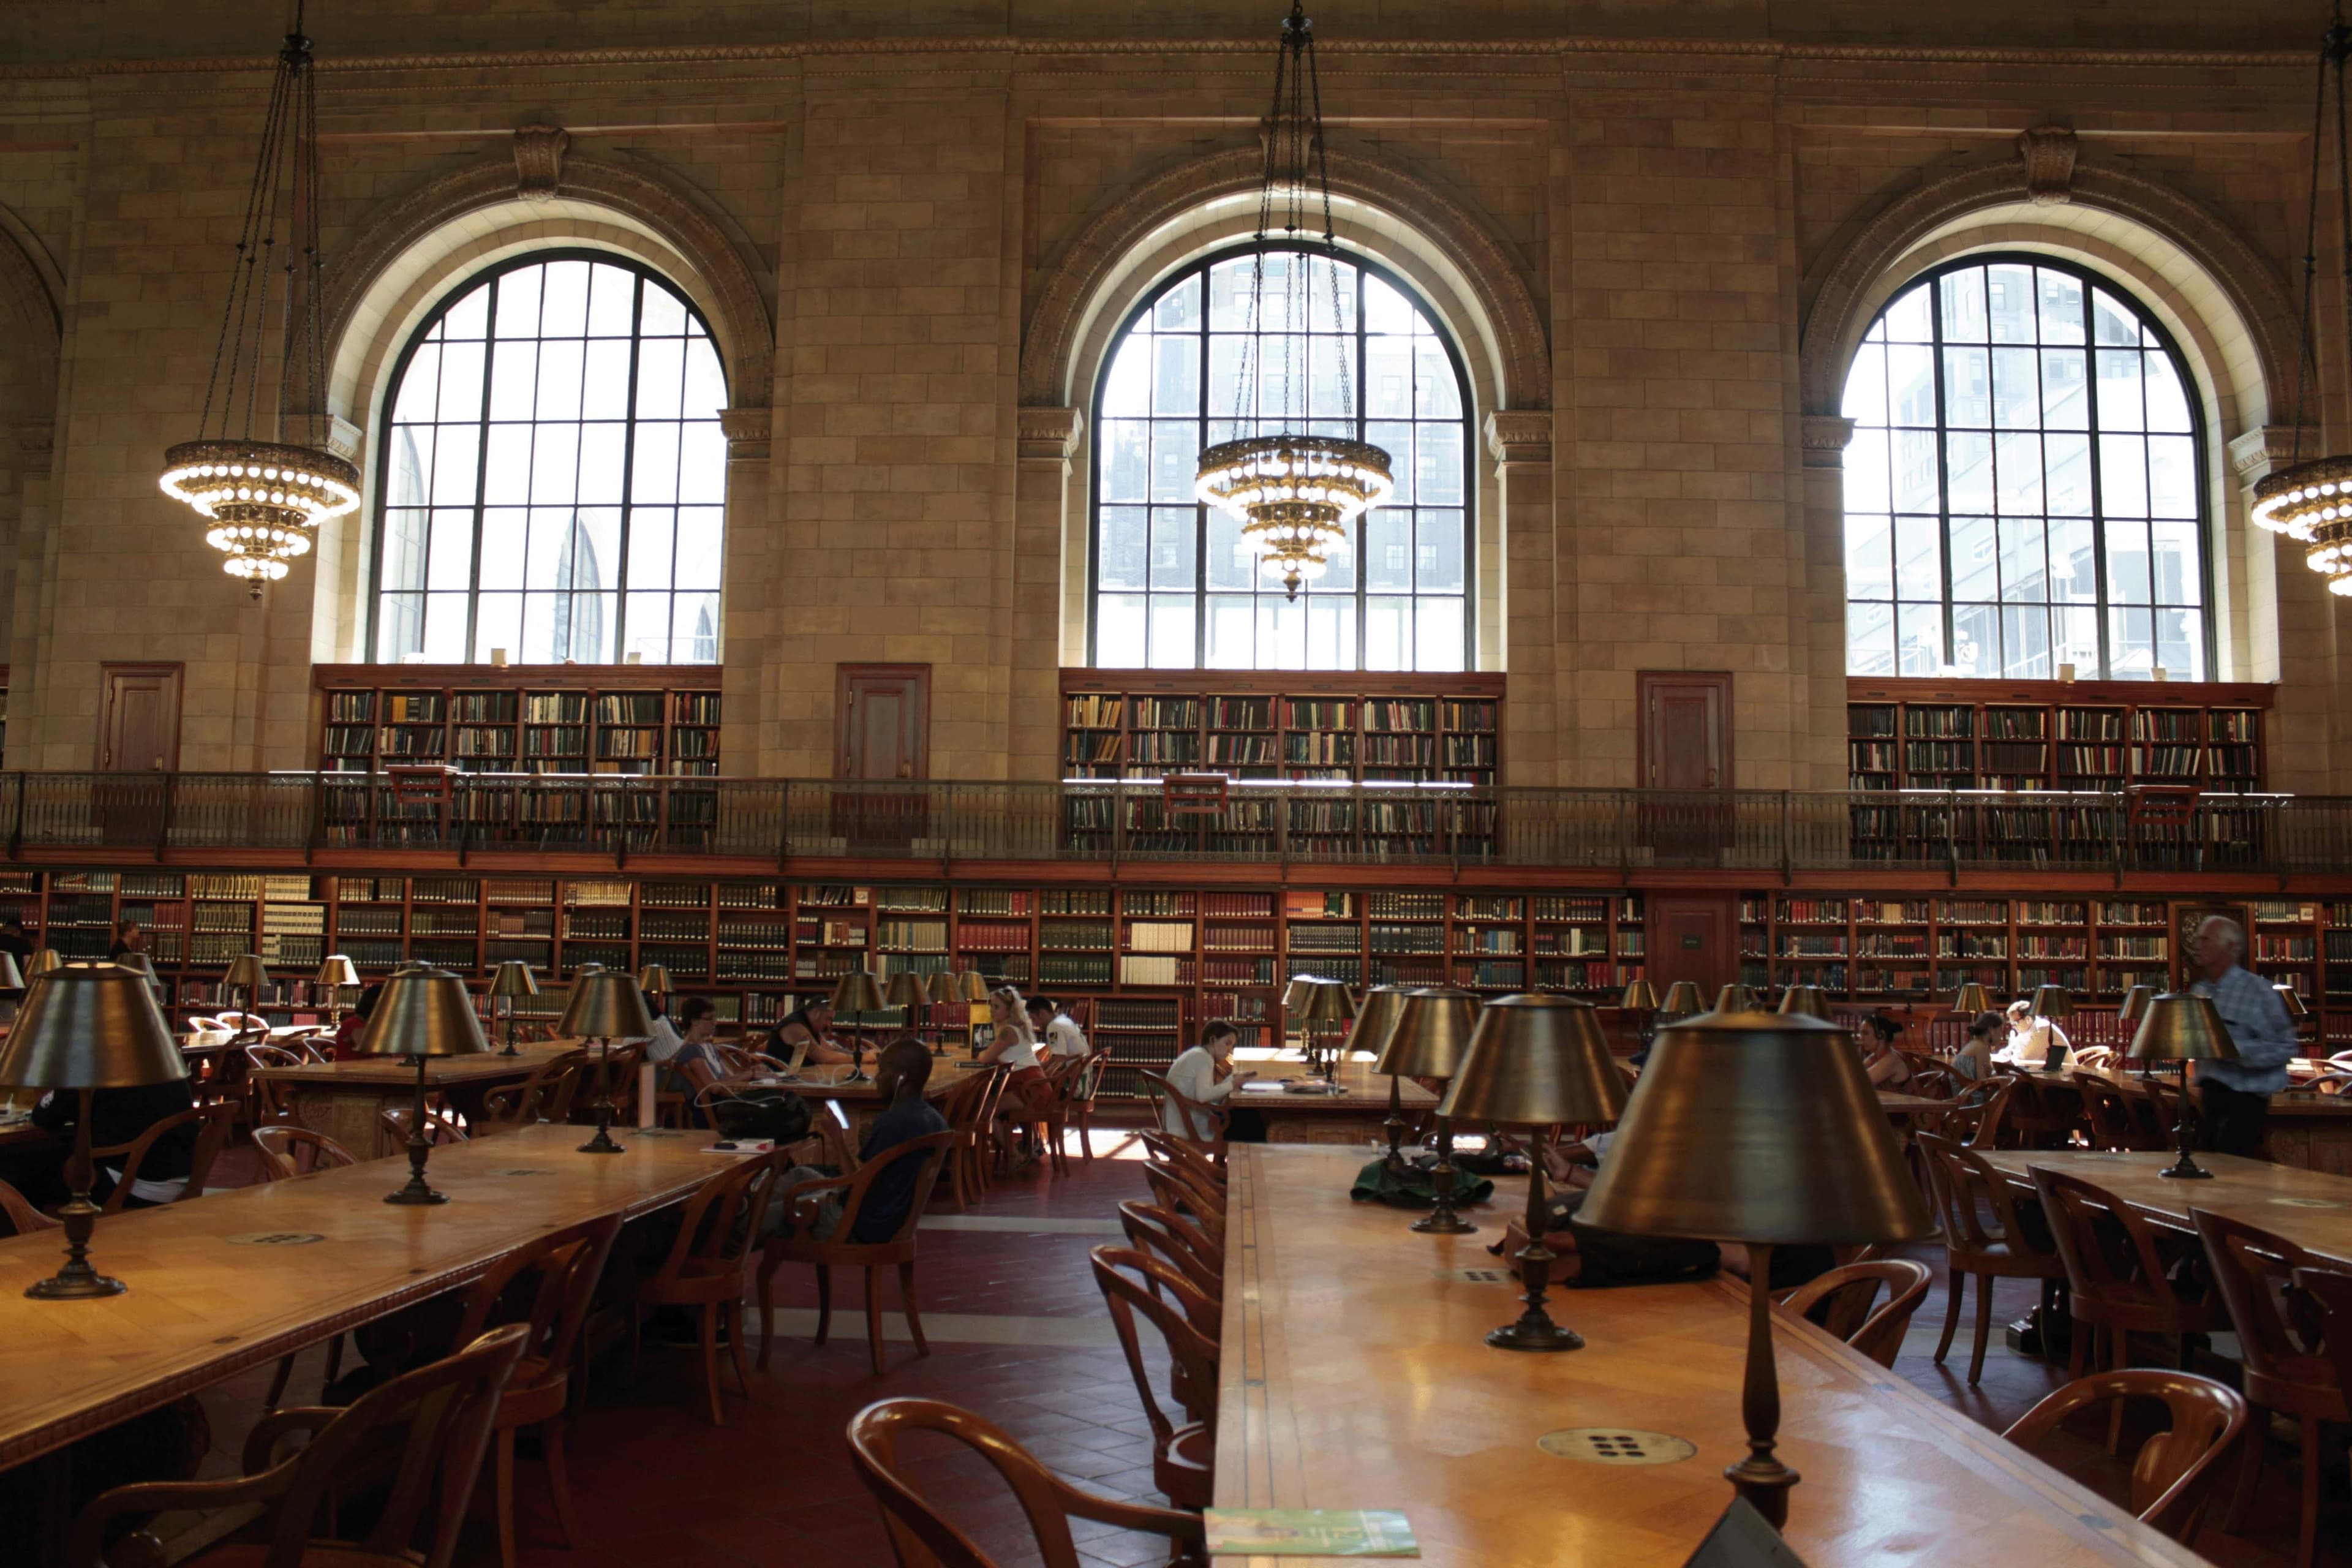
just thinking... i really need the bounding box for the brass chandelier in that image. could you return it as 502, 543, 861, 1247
1194, 2, 1392, 602
2252, 4, 2352, 593
157, 4, 358, 599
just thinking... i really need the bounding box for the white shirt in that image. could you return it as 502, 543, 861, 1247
991, 1019, 1041, 1072
2002, 1017, 2070, 1072
1041, 1014, 1089, 1058
644, 1014, 684, 1063
1162, 1045, 1237, 1139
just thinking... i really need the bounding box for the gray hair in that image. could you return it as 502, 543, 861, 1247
2194, 914, 2246, 957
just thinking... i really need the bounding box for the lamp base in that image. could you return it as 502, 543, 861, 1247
384, 1183, 449, 1206
26, 1267, 126, 1300
1725, 1455, 1800, 1529
578, 1126, 625, 1155
1487, 1317, 1583, 1352
2158, 1160, 2215, 1180
1411, 1118, 1476, 1235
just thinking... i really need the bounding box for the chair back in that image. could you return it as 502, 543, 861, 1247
450, 1213, 624, 1395
2071, 1072, 2141, 1152
829, 1130, 956, 1251
481, 1047, 590, 1128
243, 1044, 306, 1124
2000, 1370, 2247, 1543
1117, 1200, 1224, 1312
2289, 1266, 2352, 1411
1140, 1129, 1226, 1186
846, 1398, 1205, 1568
1777, 1258, 1931, 1369
382, 1102, 472, 1147
2190, 1208, 2337, 1400
1069, 1048, 1112, 1106
1142, 1163, 1226, 1246
2031, 1166, 2185, 1313
1958, 1075, 2021, 1148
251, 1125, 358, 1182
96, 1099, 239, 1213
1140, 1069, 1227, 1144
0, 1175, 56, 1235
1090, 1246, 1221, 1439
647, 1151, 783, 1289
1914, 1131, 2046, 1261
938, 1067, 993, 1132
241, 1322, 529, 1568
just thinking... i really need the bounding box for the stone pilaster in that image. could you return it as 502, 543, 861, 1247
1485, 409, 1555, 786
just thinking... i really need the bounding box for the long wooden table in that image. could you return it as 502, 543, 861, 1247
1215, 1145, 2204, 1567
250, 1045, 571, 1156
1974, 1148, 2352, 1268
0, 1123, 750, 1470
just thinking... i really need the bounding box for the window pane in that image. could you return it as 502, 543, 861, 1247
1150, 421, 1199, 502
1416, 424, 1464, 506
2108, 605, 2154, 675
2095, 350, 2144, 431
2000, 604, 2051, 677
2154, 607, 2202, 681
1366, 597, 1411, 671
1947, 432, 1992, 513
1256, 596, 1306, 669
2045, 431, 2092, 515
1948, 602, 1996, 675
423, 593, 469, 663
1204, 511, 1254, 591
2098, 434, 2149, 518
1938, 270, 1985, 342
1948, 516, 1996, 601
1898, 603, 1947, 673
473, 592, 522, 665
2105, 519, 2151, 603
376, 593, 423, 660
2054, 606, 2099, 674
1096, 594, 1146, 666
2040, 349, 2087, 430
1847, 601, 1894, 675
676, 592, 722, 663
2049, 516, 2097, 601
2152, 519, 2200, 605
1101, 420, 1147, 502
1147, 595, 1194, 668
1204, 594, 1254, 668
1306, 596, 1355, 670
2035, 268, 2085, 346
1986, 264, 2034, 344
1417, 510, 1464, 593
675, 508, 723, 592
1887, 345, 1936, 425
426, 510, 473, 592
1893, 515, 1942, 600
1995, 431, 2042, 515
1842, 342, 1887, 424
478, 509, 526, 591
2144, 355, 2193, 434
1414, 597, 1464, 672
1846, 514, 1894, 600
1365, 509, 1411, 592
1891, 428, 1940, 513
1097, 507, 1148, 592
1149, 508, 1197, 590
1153, 274, 1200, 332
1844, 428, 1890, 513
1942, 346, 1989, 427
382, 510, 429, 593
2148, 435, 2196, 519
1991, 347, 2040, 428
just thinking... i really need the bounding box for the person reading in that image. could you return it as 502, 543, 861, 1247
1162, 1021, 1253, 1140
978, 986, 1054, 1166
766, 996, 862, 1068
1027, 996, 1089, 1058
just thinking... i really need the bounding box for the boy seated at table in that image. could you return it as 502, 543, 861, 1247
766, 1035, 949, 1244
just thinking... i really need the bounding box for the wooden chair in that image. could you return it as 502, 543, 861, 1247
847, 1398, 1207, 1568
938, 1065, 1002, 1210
628, 1150, 780, 1425
2190, 1208, 2348, 1567
1140, 1128, 1228, 1186
446, 1213, 624, 1568
2000, 1370, 2247, 1546
2007, 1074, 2087, 1150
1091, 1246, 1219, 1511
68, 1322, 529, 1568
1116, 1200, 1224, 1321
1776, 1257, 1932, 1370
478, 1047, 592, 1130
95, 1099, 239, 1214
381, 1101, 470, 1147
244, 1043, 307, 1125
753, 1129, 955, 1376
251, 1125, 357, 1182
0, 1174, 56, 1236
1143, 1163, 1227, 1249
2032, 1166, 2226, 1378
1958, 1074, 2022, 1148
1052, 1048, 1112, 1168
2070, 1044, 2119, 1071
2071, 1071, 2146, 1152
1141, 1069, 1229, 1144
1914, 1131, 2068, 1383
1030, 1053, 1088, 1175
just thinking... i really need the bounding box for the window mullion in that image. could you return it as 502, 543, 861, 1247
2083, 282, 2112, 680
463, 276, 500, 662
1928, 276, 1954, 671
615, 274, 646, 662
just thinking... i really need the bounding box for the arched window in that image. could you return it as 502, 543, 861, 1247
1841, 255, 2209, 680
369, 252, 727, 664
1090, 246, 1471, 671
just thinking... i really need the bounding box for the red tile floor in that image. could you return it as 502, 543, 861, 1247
159, 1137, 2352, 1565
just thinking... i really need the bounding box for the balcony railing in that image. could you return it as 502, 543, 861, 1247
0, 773, 2340, 873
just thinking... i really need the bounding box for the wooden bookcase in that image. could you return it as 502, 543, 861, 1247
1845, 677, 2269, 794
314, 665, 722, 778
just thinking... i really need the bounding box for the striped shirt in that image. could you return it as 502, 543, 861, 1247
2190, 962, 2299, 1095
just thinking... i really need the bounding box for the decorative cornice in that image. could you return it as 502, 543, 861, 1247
2017, 125, 2076, 206
324, 415, 364, 463
1023, 146, 1547, 410
323, 151, 775, 410
1801, 415, 1858, 469
1483, 410, 1551, 466
2228, 424, 2324, 483
1018, 406, 1083, 464
513, 123, 568, 202
719, 405, 771, 462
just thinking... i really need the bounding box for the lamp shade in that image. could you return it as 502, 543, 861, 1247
1351, 984, 1412, 1064
1281, 974, 1327, 1013
488, 960, 540, 1001
0, 951, 23, 990
1436, 994, 1626, 1128
922, 972, 957, 1006
1777, 984, 1831, 1020
1714, 983, 1758, 1015
557, 968, 656, 1041
1619, 978, 1660, 1011
2129, 993, 2239, 1063
1580, 1009, 1931, 1245
1951, 982, 1993, 1016
1292, 979, 1358, 1026
355, 965, 489, 1059
956, 970, 991, 1003
2276, 983, 2312, 1020
24, 948, 61, 980
831, 969, 887, 1017
634, 963, 673, 995
886, 970, 931, 1009
1373, 989, 1482, 1080
1657, 980, 1703, 1019
224, 954, 270, 990
2027, 984, 2074, 1020
0, 962, 186, 1090
111, 953, 155, 983
2118, 983, 2157, 1023
315, 955, 361, 989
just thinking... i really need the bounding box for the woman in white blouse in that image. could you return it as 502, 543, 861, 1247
1162, 1022, 1253, 1140
979, 985, 1054, 1164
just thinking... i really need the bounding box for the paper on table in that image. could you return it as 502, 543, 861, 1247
1238, 1080, 1292, 1095
1204, 1510, 1419, 1557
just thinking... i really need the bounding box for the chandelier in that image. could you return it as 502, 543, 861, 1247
1194, 2, 1392, 602
2252, 5, 2352, 594
157, 4, 358, 600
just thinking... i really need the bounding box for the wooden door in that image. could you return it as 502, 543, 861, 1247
1638, 671, 1732, 791
1648, 894, 1736, 1001
836, 665, 930, 782
97, 663, 181, 847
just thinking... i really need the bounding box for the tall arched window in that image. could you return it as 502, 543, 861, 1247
1841, 255, 2210, 680
1090, 246, 1471, 671
369, 252, 727, 664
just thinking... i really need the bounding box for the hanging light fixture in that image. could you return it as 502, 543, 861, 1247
2253, 6, 2352, 593
157, 4, 358, 600
1194, 1, 1392, 602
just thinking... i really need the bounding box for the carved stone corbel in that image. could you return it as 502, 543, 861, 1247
2018, 125, 2078, 207
1801, 415, 1858, 470
2228, 424, 2324, 486
1483, 409, 1551, 466
720, 406, 771, 464
514, 124, 569, 202
1019, 406, 1083, 465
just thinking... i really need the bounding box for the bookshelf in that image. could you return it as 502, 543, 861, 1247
1844, 678, 2269, 794
315, 666, 722, 778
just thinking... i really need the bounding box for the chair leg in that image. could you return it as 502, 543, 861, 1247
699, 1303, 725, 1427
542, 1415, 579, 1550
756, 1259, 777, 1372
2296, 1413, 2321, 1568
899, 1261, 929, 1360
865, 1266, 888, 1377
494, 1425, 518, 1568
1968, 1273, 1996, 1385
725, 1301, 755, 1399
813, 1264, 833, 1348
322, 1333, 344, 1397
2225, 1401, 2266, 1532
627, 1302, 643, 1382
2066, 1311, 2089, 1381
265, 1353, 296, 1411
1932, 1268, 1964, 1366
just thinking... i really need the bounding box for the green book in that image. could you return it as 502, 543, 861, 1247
1203, 1510, 1420, 1557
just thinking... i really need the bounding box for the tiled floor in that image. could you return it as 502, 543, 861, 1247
151, 1136, 2352, 1564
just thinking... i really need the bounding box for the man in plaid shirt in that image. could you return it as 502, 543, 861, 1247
2185, 915, 2299, 1158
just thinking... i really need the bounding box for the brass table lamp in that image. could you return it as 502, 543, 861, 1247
831, 968, 887, 1084
1657, 979, 1703, 1023
1292, 979, 1357, 1084
2118, 983, 2157, 1025
1373, 989, 1481, 1232
886, 970, 934, 1055
1580, 1007, 1930, 1527
1621, 977, 1660, 1055
558, 968, 655, 1153
1436, 994, 1626, 1349
956, 969, 991, 1004
1950, 981, 1993, 1016
0, 951, 23, 993
1776, 984, 1831, 1020
0, 962, 187, 1298
1715, 983, 1758, 1015
635, 963, 673, 998
487, 960, 539, 1055
224, 952, 270, 1041
2130, 993, 2238, 1180
26, 948, 61, 980
315, 954, 360, 1033
2027, 983, 2073, 1020
358, 964, 488, 1205
1350, 985, 1413, 1167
